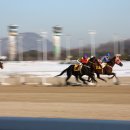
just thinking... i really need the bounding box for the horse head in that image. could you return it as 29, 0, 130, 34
0, 61, 3, 69
115, 56, 123, 67
89, 56, 100, 66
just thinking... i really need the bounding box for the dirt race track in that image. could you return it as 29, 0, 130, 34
0, 77, 130, 121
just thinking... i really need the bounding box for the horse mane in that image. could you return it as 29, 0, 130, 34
89, 56, 101, 66
106, 56, 116, 65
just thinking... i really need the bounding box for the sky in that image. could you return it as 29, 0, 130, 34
0, 0, 130, 48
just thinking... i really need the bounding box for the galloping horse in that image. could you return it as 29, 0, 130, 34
87, 56, 123, 82
55, 64, 97, 85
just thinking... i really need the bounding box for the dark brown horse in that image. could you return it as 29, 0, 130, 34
0, 61, 3, 69
55, 64, 97, 85
87, 56, 123, 82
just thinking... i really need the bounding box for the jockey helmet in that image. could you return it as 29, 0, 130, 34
83, 53, 88, 58
106, 52, 110, 57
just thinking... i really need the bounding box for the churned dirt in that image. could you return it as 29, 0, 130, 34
0, 77, 130, 120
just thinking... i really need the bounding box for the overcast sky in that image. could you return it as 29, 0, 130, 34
0, 0, 130, 47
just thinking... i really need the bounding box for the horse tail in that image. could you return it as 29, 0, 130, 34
55, 68, 68, 77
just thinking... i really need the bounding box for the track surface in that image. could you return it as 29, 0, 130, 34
0, 77, 130, 121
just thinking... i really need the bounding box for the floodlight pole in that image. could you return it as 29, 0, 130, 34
41, 32, 48, 61
18, 35, 23, 61
88, 30, 96, 57
37, 39, 41, 61
65, 34, 71, 59
8, 25, 19, 61
78, 39, 84, 57
120, 38, 124, 55
52, 26, 62, 60
113, 33, 119, 55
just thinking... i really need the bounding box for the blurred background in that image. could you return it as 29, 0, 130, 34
0, 0, 130, 61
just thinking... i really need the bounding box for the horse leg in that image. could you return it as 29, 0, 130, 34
107, 73, 119, 83
108, 75, 115, 79
79, 76, 88, 84
108, 73, 117, 79
113, 73, 118, 80
90, 74, 97, 83
75, 75, 81, 83
65, 72, 72, 85
87, 76, 91, 82
96, 73, 107, 82
108, 73, 120, 84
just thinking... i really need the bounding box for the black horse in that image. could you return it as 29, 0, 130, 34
87, 56, 123, 82
55, 64, 97, 85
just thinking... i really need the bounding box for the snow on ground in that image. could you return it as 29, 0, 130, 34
0, 61, 130, 77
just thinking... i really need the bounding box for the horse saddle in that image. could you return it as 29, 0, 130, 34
96, 65, 102, 69
101, 63, 107, 68
74, 64, 82, 71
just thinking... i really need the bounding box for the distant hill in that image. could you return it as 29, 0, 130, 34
66, 39, 130, 60
96, 39, 130, 57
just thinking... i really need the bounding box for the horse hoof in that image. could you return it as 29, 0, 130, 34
83, 82, 88, 85
88, 82, 96, 86
113, 78, 120, 85
66, 82, 71, 85
113, 81, 120, 85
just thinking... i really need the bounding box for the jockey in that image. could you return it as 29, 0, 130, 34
101, 52, 111, 63
77, 53, 90, 65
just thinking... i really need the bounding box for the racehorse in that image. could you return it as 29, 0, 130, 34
55, 64, 97, 85
0, 61, 3, 69
87, 56, 123, 82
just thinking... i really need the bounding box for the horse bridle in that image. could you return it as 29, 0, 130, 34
88, 59, 100, 67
